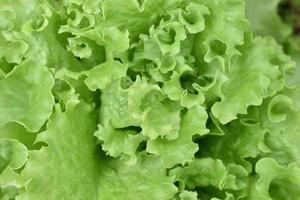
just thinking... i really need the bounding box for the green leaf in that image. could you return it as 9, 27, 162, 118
211, 36, 288, 124
0, 60, 54, 132
100, 26, 130, 53
150, 20, 186, 56
0, 122, 36, 148
0, 0, 299, 199
98, 79, 159, 161
98, 154, 178, 200
0, 139, 12, 173
177, 2, 210, 34
171, 158, 227, 190
285, 37, 300, 86
0, 184, 20, 200
67, 36, 92, 59
94, 123, 145, 163
0, 39, 28, 64
141, 98, 181, 140
260, 87, 300, 166
100, 0, 184, 40
4, 139, 28, 170
25, 99, 176, 200
147, 105, 208, 167
18, 102, 100, 199
100, 79, 159, 129
0, 139, 28, 199
245, 0, 292, 42
84, 60, 128, 90
193, 0, 247, 66
178, 190, 198, 200
163, 63, 193, 101
253, 158, 300, 200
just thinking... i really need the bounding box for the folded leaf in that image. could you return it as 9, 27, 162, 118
147, 105, 208, 167
212, 37, 290, 124
0, 60, 54, 132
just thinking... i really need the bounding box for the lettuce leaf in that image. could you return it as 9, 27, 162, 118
0, 0, 299, 199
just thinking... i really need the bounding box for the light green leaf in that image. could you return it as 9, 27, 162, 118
100, 79, 158, 129
193, 0, 247, 65
94, 124, 145, 163
0, 122, 36, 148
260, 87, 300, 166
0, 60, 54, 132
178, 2, 210, 34
141, 98, 181, 140
178, 190, 198, 200
98, 153, 178, 200
212, 37, 287, 124
100, 0, 183, 39
0, 139, 28, 199
82, 0, 102, 14
67, 36, 92, 59
98, 79, 159, 161
0, 139, 12, 173
18, 102, 100, 200
127, 77, 160, 119
245, 0, 292, 42
18, 101, 177, 200
0, 39, 28, 64
163, 63, 193, 101
253, 158, 300, 200
0, 184, 20, 200
84, 60, 128, 90
150, 21, 186, 56
147, 105, 208, 167
267, 95, 294, 123
100, 26, 130, 53
4, 139, 28, 170
171, 158, 227, 190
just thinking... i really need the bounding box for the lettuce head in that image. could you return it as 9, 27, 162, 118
0, 0, 300, 199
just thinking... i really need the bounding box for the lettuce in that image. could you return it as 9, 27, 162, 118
245, 0, 300, 86
0, 0, 299, 199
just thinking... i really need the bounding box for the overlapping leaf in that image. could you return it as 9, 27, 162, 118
0, 0, 299, 199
